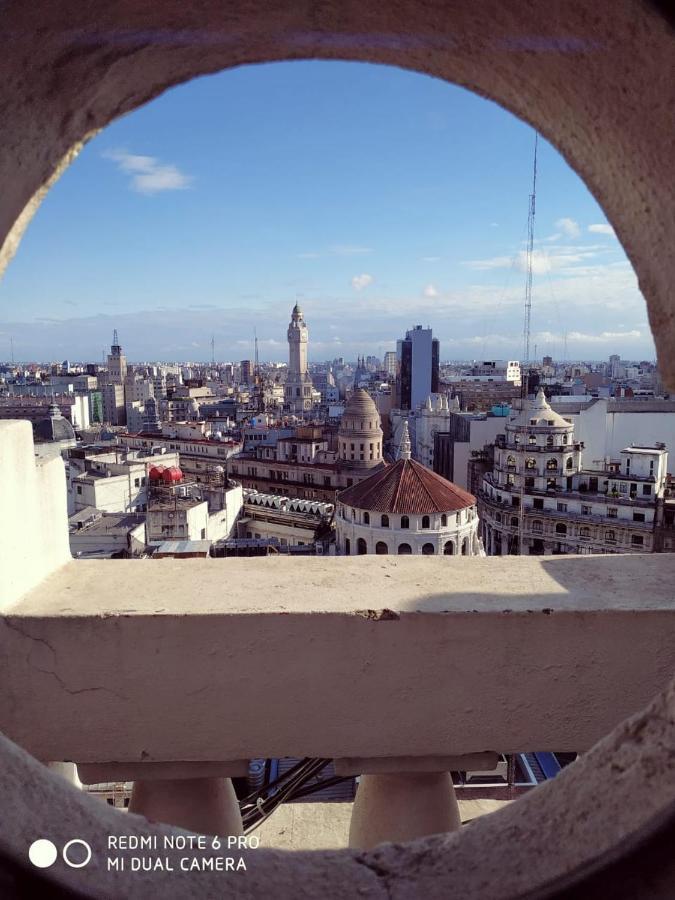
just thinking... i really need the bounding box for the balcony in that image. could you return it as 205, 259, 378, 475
2, 418, 675, 896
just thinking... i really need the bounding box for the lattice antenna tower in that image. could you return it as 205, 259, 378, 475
522, 132, 539, 394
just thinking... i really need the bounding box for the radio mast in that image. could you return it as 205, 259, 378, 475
522, 132, 538, 398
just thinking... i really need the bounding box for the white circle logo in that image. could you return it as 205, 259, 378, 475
28, 839, 58, 868
62, 839, 92, 868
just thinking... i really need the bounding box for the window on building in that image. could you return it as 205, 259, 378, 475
357, 538, 367, 555
345, 538, 351, 555
400, 516, 409, 529
381, 514, 389, 528
422, 543, 435, 555
422, 515, 430, 529
363, 512, 370, 525
533, 498, 543, 510
582, 505, 591, 515
607, 507, 618, 518
632, 534, 644, 546
512, 496, 520, 507
375, 541, 388, 555
441, 514, 447, 526
633, 512, 646, 522
444, 541, 454, 555
562, 435, 568, 445
76, 485, 82, 495
511, 516, 519, 527
546, 435, 554, 447
525, 477, 535, 488
201, 528, 206, 539
606, 530, 616, 542
398, 543, 412, 555
556, 523, 567, 535
532, 520, 543, 533
506, 455, 516, 468
529, 435, 537, 445
324, 476, 331, 487
546, 459, 558, 470
525, 458, 537, 469
580, 526, 591, 539
643, 484, 652, 495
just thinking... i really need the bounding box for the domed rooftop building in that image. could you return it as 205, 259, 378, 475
336, 421, 481, 556
337, 388, 385, 471
34, 403, 76, 444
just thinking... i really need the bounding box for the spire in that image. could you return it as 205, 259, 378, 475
398, 420, 412, 460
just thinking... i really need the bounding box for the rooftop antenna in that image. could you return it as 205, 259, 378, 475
211, 333, 215, 366
522, 132, 538, 398
113, 328, 119, 346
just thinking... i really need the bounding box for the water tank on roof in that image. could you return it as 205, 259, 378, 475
162, 466, 183, 483
148, 465, 166, 481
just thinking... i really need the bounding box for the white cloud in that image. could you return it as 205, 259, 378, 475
330, 244, 373, 256
423, 284, 439, 298
351, 273, 374, 291
297, 252, 320, 259
588, 223, 616, 237
104, 150, 192, 194
555, 217, 581, 239
422, 256, 441, 262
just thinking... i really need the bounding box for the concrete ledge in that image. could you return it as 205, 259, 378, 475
77, 760, 250, 784
334, 754, 499, 776
2, 555, 675, 764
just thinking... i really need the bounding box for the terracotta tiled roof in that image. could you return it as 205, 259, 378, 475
337, 457, 475, 513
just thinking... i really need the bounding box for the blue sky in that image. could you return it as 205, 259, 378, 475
0, 61, 654, 363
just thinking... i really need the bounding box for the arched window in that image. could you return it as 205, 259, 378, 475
525, 458, 537, 469
345, 538, 351, 555
566, 457, 573, 469
555, 523, 567, 535
496, 513, 502, 523
580, 526, 590, 539
506, 455, 516, 467
351, 508, 355, 520
375, 541, 388, 555
443, 541, 454, 555
398, 542, 412, 555
528, 435, 537, 445
511, 516, 519, 527
400, 515, 409, 529
357, 537, 368, 554
605, 530, 616, 542
422, 543, 435, 555
532, 519, 543, 533
363, 511, 370, 525
422, 515, 430, 529
381, 514, 389, 528
546, 458, 558, 470
562, 434, 568, 445
547, 435, 554, 446
441, 514, 447, 526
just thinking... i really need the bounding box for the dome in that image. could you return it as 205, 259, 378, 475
338, 389, 381, 433
508, 387, 571, 429
148, 465, 166, 481
34, 403, 75, 443
162, 466, 183, 483
337, 456, 475, 514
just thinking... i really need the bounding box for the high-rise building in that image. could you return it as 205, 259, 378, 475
384, 351, 398, 378
284, 303, 314, 414
396, 325, 439, 412
240, 360, 254, 384
107, 330, 127, 384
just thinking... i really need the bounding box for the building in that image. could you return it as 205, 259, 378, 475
383, 351, 398, 379
101, 382, 126, 426
106, 330, 127, 384
396, 325, 439, 412
145, 465, 242, 544
230, 390, 386, 501
238, 489, 334, 551
284, 303, 314, 414
66, 445, 180, 515
119, 426, 241, 481
69, 509, 146, 559
478, 388, 668, 556
335, 422, 481, 556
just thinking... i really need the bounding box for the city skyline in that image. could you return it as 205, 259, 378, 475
0, 60, 654, 362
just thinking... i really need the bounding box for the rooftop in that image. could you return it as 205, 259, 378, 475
338, 456, 475, 513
